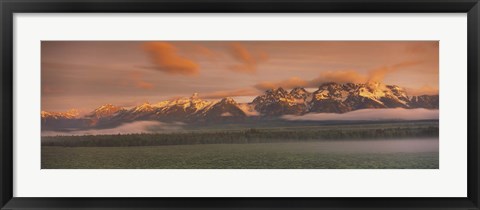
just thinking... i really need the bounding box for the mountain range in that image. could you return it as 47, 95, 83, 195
41, 82, 439, 131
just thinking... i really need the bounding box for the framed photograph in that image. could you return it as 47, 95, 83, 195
1, 0, 479, 209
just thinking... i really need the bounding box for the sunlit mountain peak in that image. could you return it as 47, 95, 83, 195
41, 82, 439, 131
65, 109, 80, 117
95, 104, 118, 111
133, 102, 155, 112
41, 109, 80, 120
155, 100, 170, 108
161, 94, 214, 111
89, 104, 124, 118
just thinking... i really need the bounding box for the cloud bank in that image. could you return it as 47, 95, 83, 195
143, 42, 199, 76
42, 121, 184, 136
228, 43, 268, 73
282, 108, 439, 121
254, 70, 368, 91
253, 61, 436, 96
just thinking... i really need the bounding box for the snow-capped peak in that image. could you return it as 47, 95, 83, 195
157, 94, 214, 112
133, 102, 155, 113
41, 109, 80, 119
290, 87, 310, 99
353, 82, 410, 106
89, 104, 124, 118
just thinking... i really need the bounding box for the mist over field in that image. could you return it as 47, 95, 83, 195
299, 138, 438, 154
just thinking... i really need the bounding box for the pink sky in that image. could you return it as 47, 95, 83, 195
41, 41, 438, 112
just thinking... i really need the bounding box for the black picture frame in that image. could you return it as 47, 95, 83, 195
1, 0, 479, 209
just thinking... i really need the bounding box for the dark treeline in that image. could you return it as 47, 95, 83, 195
42, 125, 439, 147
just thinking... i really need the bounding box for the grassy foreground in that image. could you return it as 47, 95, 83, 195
42, 141, 439, 169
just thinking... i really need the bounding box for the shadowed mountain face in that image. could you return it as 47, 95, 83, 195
252, 87, 306, 116
41, 82, 439, 131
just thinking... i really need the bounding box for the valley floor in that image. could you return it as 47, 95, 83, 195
42, 139, 439, 169
41, 121, 439, 169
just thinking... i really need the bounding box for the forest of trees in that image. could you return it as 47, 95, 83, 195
42, 125, 439, 147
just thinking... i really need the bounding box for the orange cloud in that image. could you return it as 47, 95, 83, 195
143, 42, 199, 76
311, 70, 367, 86
201, 88, 260, 99
228, 43, 268, 74
368, 60, 424, 82
130, 71, 154, 90
136, 81, 154, 90
191, 45, 219, 61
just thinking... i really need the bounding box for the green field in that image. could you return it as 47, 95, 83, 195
41, 122, 439, 169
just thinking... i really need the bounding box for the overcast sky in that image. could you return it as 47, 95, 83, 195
41, 41, 439, 112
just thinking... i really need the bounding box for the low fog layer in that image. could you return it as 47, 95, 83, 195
42, 121, 184, 136
269, 138, 439, 154
282, 108, 439, 121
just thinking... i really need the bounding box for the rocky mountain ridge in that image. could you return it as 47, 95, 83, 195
41, 82, 439, 130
